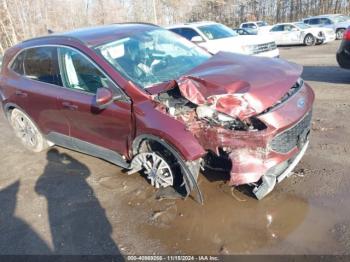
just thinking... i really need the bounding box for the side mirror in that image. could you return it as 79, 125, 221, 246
95, 87, 119, 109
291, 28, 298, 31
191, 36, 204, 43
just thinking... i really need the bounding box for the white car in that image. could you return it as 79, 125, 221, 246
167, 22, 279, 58
303, 14, 350, 39
267, 22, 336, 46
240, 21, 273, 34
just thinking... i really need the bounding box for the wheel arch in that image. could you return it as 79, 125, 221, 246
131, 134, 204, 204
3, 102, 23, 119
336, 27, 346, 31
3, 103, 46, 136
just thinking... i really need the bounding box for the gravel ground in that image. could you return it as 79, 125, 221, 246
0, 40, 349, 255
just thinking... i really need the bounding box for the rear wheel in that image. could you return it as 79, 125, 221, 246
304, 34, 315, 46
336, 28, 345, 40
9, 108, 49, 152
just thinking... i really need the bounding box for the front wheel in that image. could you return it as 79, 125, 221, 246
128, 139, 201, 198
10, 108, 49, 152
304, 34, 315, 46
336, 29, 345, 40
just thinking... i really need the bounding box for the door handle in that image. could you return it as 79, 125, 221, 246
15, 90, 28, 97
62, 101, 78, 110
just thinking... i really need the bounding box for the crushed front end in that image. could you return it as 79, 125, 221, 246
154, 77, 314, 199
151, 52, 315, 199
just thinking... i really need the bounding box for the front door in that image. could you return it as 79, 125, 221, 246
57, 46, 132, 157
270, 25, 285, 45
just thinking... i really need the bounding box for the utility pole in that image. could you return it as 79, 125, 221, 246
153, 0, 158, 24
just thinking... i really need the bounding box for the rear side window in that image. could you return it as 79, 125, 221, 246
11, 51, 25, 75
171, 28, 200, 41
309, 18, 320, 25
242, 23, 256, 29
23, 47, 62, 86
271, 25, 284, 32
303, 19, 310, 24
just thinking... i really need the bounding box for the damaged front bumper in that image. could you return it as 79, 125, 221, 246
253, 140, 309, 200
189, 81, 314, 199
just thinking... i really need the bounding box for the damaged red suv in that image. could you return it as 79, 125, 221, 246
0, 24, 314, 202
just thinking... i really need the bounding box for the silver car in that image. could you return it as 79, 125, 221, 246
303, 14, 350, 40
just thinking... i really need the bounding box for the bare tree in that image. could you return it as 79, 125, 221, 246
1, 0, 350, 56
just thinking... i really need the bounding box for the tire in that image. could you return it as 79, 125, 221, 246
336, 29, 345, 40
304, 34, 315, 46
9, 108, 49, 152
129, 139, 200, 198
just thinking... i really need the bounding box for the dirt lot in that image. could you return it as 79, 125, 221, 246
0, 40, 350, 255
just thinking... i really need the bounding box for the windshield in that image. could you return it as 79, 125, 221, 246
95, 28, 211, 89
294, 22, 311, 29
198, 24, 238, 40
257, 21, 269, 27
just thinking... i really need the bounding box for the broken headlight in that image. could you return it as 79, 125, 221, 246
196, 105, 248, 130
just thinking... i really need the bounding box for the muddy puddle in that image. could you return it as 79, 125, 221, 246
105, 168, 313, 255
141, 183, 309, 254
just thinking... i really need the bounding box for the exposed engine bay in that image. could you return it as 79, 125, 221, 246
154, 86, 266, 132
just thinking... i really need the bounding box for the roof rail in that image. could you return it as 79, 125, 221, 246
112, 22, 160, 27
22, 34, 85, 45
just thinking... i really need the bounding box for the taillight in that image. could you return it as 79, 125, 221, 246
344, 28, 350, 40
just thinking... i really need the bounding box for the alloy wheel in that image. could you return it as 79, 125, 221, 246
336, 29, 345, 40
131, 152, 174, 188
11, 110, 39, 149
305, 35, 315, 46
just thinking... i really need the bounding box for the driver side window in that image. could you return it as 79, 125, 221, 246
59, 47, 112, 94
284, 25, 295, 31
320, 18, 332, 25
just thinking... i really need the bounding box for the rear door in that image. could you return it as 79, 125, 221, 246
56, 46, 132, 156
7, 46, 69, 136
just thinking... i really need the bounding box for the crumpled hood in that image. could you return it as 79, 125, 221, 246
177, 52, 302, 120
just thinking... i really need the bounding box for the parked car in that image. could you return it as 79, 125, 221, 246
0, 23, 314, 201
337, 27, 350, 69
232, 28, 257, 35
268, 22, 336, 46
240, 21, 272, 34
303, 14, 350, 39
168, 22, 279, 58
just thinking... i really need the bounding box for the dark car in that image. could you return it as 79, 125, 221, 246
337, 27, 350, 69
232, 28, 257, 35
0, 23, 314, 201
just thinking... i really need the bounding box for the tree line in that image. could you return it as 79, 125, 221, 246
1, 0, 349, 55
